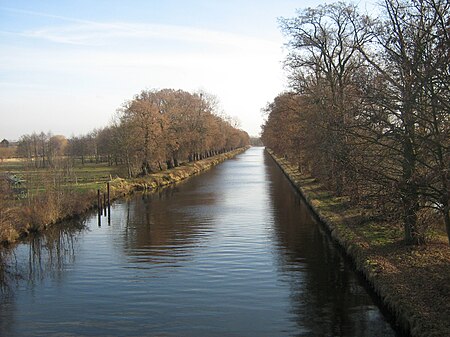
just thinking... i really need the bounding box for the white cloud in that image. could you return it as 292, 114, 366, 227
12, 16, 279, 52
0, 10, 286, 138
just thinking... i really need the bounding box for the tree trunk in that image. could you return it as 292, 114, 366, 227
402, 188, 423, 244
444, 205, 450, 246
401, 133, 423, 244
141, 161, 150, 176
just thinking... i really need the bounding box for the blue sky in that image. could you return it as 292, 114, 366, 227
0, 0, 374, 139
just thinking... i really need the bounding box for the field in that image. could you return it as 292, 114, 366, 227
0, 149, 248, 244
0, 156, 126, 243
0, 157, 124, 194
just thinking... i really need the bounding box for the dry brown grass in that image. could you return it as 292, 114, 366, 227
0, 148, 248, 245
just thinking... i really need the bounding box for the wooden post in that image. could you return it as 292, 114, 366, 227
97, 189, 102, 227
98, 189, 103, 216
97, 189, 101, 214
103, 193, 107, 215
107, 182, 111, 225
107, 182, 110, 207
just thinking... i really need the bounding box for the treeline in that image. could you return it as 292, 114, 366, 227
1, 89, 248, 242
16, 89, 250, 176
262, 0, 449, 245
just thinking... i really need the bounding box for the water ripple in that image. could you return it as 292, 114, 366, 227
0, 148, 400, 337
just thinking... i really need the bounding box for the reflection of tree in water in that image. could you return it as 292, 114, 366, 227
25, 219, 85, 285
0, 218, 86, 336
0, 249, 21, 294
0, 218, 86, 292
122, 185, 217, 264
264, 154, 396, 337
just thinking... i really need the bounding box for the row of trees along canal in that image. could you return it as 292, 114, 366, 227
1, 89, 249, 242
261, 0, 449, 245
16, 89, 250, 177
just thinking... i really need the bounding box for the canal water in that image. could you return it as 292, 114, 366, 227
0, 147, 401, 336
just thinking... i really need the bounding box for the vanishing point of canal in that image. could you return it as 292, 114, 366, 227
0, 147, 402, 336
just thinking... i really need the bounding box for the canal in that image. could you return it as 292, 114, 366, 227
0, 147, 401, 336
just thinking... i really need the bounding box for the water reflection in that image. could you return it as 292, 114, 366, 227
0, 148, 401, 337
265, 152, 399, 336
0, 218, 86, 337
27, 224, 82, 283
0, 248, 14, 288
0, 218, 85, 292
121, 179, 218, 265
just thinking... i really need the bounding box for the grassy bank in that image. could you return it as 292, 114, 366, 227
267, 149, 450, 337
0, 147, 248, 245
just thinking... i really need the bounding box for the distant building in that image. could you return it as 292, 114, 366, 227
0, 139, 9, 148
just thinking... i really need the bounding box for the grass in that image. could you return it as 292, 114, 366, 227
0, 149, 248, 245
268, 148, 450, 337
358, 221, 403, 246
0, 158, 123, 195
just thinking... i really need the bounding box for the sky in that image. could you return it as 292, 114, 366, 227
0, 0, 374, 140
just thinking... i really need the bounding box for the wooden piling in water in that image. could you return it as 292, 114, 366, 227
97, 189, 101, 213
107, 182, 110, 207
107, 182, 111, 225
97, 189, 102, 226
98, 189, 103, 216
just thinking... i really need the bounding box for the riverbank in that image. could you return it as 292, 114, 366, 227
107, 147, 248, 198
0, 147, 248, 245
267, 149, 450, 337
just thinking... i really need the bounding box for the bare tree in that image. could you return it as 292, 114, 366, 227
280, 2, 372, 195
